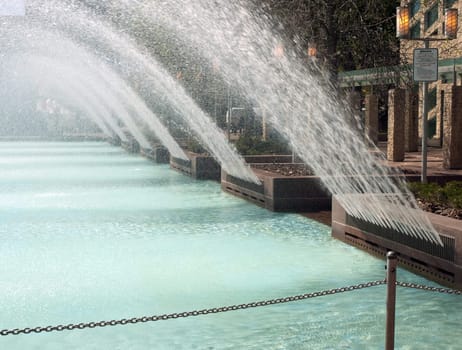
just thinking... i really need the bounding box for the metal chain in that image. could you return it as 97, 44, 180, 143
0, 280, 385, 337
396, 281, 462, 295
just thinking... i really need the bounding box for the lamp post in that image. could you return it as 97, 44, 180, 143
396, 6, 458, 183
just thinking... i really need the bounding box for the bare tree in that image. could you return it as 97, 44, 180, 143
257, 0, 400, 74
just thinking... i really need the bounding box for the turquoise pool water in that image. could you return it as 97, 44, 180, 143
0, 142, 460, 350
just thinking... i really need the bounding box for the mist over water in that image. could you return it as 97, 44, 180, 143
0, 0, 258, 181
0, 0, 440, 239
113, 0, 440, 243
0, 142, 461, 349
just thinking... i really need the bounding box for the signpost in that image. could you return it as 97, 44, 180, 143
413, 48, 438, 82
413, 44, 438, 183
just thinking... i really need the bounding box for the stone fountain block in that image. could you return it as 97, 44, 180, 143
170, 152, 221, 181
331, 195, 462, 291
121, 138, 140, 153
108, 136, 121, 146
221, 168, 331, 212
140, 146, 170, 163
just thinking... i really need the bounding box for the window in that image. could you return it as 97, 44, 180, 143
410, 0, 421, 17
428, 87, 437, 110
428, 117, 437, 138
425, 5, 439, 29
411, 22, 421, 38
445, 0, 457, 9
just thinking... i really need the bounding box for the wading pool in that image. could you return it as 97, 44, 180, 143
0, 142, 460, 349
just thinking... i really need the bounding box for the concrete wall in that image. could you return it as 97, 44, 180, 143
443, 86, 462, 169
141, 146, 170, 163
404, 90, 419, 152
192, 155, 221, 180
332, 196, 462, 290
364, 94, 378, 145
221, 170, 331, 212
121, 138, 140, 153
387, 88, 406, 162
170, 153, 221, 181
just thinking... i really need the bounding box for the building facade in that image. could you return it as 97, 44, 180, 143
400, 0, 461, 143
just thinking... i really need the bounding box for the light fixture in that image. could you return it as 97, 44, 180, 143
445, 8, 458, 39
307, 44, 317, 58
396, 6, 410, 39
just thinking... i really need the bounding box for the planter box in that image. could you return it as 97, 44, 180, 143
108, 136, 121, 146
332, 195, 462, 290
140, 146, 170, 163
170, 152, 221, 181
221, 168, 331, 212
121, 138, 140, 153
243, 155, 293, 164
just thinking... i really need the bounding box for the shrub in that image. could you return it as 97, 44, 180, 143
408, 181, 462, 209
235, 135, 290, 155
187, 139, 207, 154
408, 182, 445, 204
443, 182, 462, 209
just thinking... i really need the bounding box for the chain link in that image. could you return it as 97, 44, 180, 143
0, 280, 386, 337
396, 281, 462, 295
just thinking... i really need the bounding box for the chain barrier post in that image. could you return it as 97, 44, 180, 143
385, 251, 398, 350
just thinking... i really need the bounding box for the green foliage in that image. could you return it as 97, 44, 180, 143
444, 182, 462, 209
187, 139, 207, 154
408, 181, 462, 209
235, 134, 290, 155
258, 0, 399, 72
408, 182, 445, 203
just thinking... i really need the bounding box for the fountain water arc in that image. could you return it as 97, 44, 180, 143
26, 63, 129, 143
1, 26, 188, 159
0, 0, 441, 243
20, 0, 260, 183
6, 52, 152, 149
115, 0, 441, 244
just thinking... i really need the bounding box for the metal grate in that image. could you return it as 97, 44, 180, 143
171, 156, 191, 168
346, 216, 455, 262
225, 174, 264, 194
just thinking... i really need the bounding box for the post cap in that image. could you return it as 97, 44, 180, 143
387, 251, 398, 259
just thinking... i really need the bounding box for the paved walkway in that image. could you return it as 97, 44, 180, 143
377, 142, 462, 177
301, 144, 462, 227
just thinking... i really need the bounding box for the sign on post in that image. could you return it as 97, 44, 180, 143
0, 0, 26, 16
413, 48, 438, 82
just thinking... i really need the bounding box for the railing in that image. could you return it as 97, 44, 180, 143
1, 253, 460, 349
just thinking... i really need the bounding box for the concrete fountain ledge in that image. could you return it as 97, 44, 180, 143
140, 145, 170, 164
331, 196, 462, 290
120, 137, 140, 154
170, 152, 221, 181
221, 166, 331, 212
222, 156, 462, 213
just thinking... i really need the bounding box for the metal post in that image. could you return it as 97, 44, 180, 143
453, 58, 456, 87
421, 39, 429, 183
385, 251, 398, 350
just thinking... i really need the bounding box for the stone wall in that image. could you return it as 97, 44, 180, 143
443, 86, 462, 169
332, 195, 462, 290
221, 170, 331, 212
387, 88, 406, 161
404, 90, 419, 152
364, 94, 378, 145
